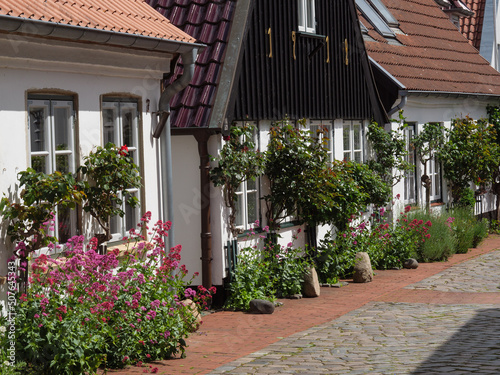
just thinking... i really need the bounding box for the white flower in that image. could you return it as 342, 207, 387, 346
4, 360, 10, 366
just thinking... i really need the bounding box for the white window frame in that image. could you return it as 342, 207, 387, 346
342, 120, 364, 163
428, 158, 442, 202
298, 0, 316, 33
404, 123, 417, 204
232, 121, 260, 231
102, 98, 141, 242
310, 120, 334, 163
28, 95, 77, 244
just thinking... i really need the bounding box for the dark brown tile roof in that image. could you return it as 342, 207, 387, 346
460, 0, 486, 49
0, 0, 196, 43
363, 0, 500, 95
149, 0, 235, 127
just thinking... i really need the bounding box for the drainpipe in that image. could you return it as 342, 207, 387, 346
387, 91, 408, 117
153, 48, 199, 250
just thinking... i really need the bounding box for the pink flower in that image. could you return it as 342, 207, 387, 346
405, 205, 411, 213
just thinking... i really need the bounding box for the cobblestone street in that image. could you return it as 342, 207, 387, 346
209, 248, 500, 374
109, 235, 500, 375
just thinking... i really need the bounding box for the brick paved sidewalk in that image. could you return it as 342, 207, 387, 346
108, 234, 500, 375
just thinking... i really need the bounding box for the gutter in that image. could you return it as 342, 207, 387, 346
387, 92, 407, 116
404, 90, 500, 98
0, 15, 205, 53
152, 48, 200, 251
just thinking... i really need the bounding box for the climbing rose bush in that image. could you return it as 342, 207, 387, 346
4, 212, 211, 375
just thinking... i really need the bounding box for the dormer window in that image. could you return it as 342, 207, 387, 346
298, 0, 315, 33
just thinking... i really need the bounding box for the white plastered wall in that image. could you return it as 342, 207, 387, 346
0, 34, 173, 310
391, 94, 500, 215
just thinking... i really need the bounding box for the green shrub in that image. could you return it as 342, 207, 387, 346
473, 218, 489, 247
315, 207, 420, 282
1, 213, 212, 374
407, 211, 455, 262
224, 229, 309, 311
450, 207, 477, 254
224, 246, 275, 311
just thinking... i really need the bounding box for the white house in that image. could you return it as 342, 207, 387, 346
361, 0, 500, 213
0, 0, 203, 309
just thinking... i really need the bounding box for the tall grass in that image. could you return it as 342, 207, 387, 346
407, 210, 455, 262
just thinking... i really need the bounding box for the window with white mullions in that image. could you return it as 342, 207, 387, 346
404, 124, 417, 204
28, 96, 76, 243
343, 120, 363, 163
298, 0, 316, 33
233, 121, 260, 231
310, 120, 334, 163
428, 158, 442, 202
102, 99, 141, 241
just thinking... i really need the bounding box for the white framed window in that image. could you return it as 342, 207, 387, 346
102, 98, 141, 241
343, 120, 364, 163
298, 0, 316, 33
28, 95, 77, 244
428, 158, 442, 202
404, 123, 417, 204
233, 121, 260, 231
310, 120, 334, 163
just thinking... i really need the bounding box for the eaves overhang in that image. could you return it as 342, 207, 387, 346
403, 90, 500, 99
0, 15, 206, 54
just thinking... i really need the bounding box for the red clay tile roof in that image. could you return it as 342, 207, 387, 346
460, 0, 486, 49
149, 0, 236, 127
0, 0, 196, 43
363, 0, 500, 95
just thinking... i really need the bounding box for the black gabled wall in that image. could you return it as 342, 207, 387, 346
231, 0, 385, 123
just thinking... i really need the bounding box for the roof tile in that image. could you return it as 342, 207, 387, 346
364, 0, 500, 95
460, 0, 486, 49
151, 0, 236, 127
0, 0, 196, 43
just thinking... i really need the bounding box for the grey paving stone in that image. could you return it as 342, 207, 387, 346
207, 250, 500, 375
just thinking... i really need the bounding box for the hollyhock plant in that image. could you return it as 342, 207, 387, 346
2, 211, 213, 375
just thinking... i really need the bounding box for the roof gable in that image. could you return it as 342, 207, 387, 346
0, 0, 196, 43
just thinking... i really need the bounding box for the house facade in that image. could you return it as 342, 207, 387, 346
360, 0, 500, 214
148, 0, 388, 289
0, 0, 202, 309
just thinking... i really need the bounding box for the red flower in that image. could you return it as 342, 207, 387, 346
119, 145, 129, 156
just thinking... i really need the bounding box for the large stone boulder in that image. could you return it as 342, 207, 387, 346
353, 252, 373, 283
302, 266, 320, 298
179, 299, 202, 332
249, 299, 275, 314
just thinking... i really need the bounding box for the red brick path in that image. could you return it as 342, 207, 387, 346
108, 234, 500, 375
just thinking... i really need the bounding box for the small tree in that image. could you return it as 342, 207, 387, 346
264, 119, 390, 239
367, 118, 413, 187
411, 122, 445, 211
438, 116, 500, 207
210, 124, 265, 236
487, 105, 500, 219
1, 169, 84, 290
77, 143, 142, 245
